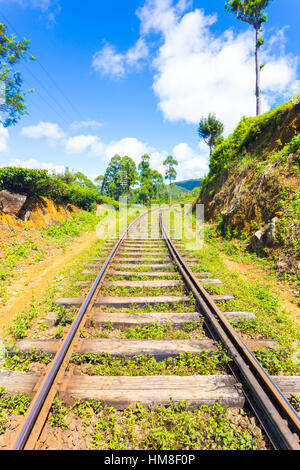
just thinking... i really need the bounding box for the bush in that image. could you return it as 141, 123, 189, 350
66, 185, 100, 211
0, 167, 105, 211
0, 167, 68, 200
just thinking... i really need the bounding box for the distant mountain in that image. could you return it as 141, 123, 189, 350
174, 179, 202, 191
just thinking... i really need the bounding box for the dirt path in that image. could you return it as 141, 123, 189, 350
0, 231, 98, 334
221, 256, 300, 327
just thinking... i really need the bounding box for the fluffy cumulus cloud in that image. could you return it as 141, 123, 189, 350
19, 117, 208, 179
21, 121, 65, 144
65, 134, 101, 154
92, 38, 149, 79
144, 2, 299, 132
64, 132, 208, 180
9, 158, 65, 174
92, 0, 299, 133
172, 141, 208, 180
0, 0, 61, 25
0, 125, 9, 153
69, 120, 103, 131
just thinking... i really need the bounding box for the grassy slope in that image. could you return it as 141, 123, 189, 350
0, 211, 103, 305
196, 96, 300, 282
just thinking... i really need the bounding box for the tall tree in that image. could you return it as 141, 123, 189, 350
163, 155, 178, 204
101, 155, 122, 199
120, 156, 138, 199
138, 154, 151, 183
94, 174, 104, 191
225, 0, 270, 116
198, 113, 224, 156
150, 169, 165, 200
101, 155, 138, 200
0, 23, 34, 127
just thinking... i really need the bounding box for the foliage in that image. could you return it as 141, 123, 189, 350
225, 0, 271, 115
0, 387, 31, 434
198, 113, 224, 155
48, 399, 265, 450
163, 155, 178, 204
120, 322, 203, 340
0, 166, 104, 211
71, 349, 231, 376
0, 23, 34, 127
4, 350, 53, 371
253, 348, 298, 375
100, 155, 138, 200
163, 155, 178, 185
225, 0, 270, 28
201, 97, 298, 188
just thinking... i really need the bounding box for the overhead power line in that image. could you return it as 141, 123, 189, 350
0, 11, 85, 124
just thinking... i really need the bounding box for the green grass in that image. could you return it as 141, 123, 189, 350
4, 350, 53, 371
42, 211, 104, 249
0, 211, 105, 305
71, 349, 231, 376
185, 242, 299, 349
120, 322, 203, 340
2, 236, 107, 348
101, 285, 187, 297
101, 299, 196, 313
49, 399, 265, 450
0, 386, 31, 435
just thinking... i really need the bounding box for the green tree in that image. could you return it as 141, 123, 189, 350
0, 23, 34, 127
163, 155, 178, 204
225, 0, 271, 116
101, 155, 138, 201
150, 169, 165, 200
120, 156, 138, 199
138, 154, 151, 183
94, 174, 104, 191
198, 113, 224, 156
100, 155, 122, 199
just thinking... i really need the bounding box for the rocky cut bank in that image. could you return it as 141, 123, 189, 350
196, 96, 300, 282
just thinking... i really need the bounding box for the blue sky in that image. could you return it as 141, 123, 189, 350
0, 0, 299, 181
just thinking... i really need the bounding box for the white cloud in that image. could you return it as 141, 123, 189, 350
126, 38, 149, 67
144, 4, 299, 132
103, 137, 157, 164
92, 44, 126, 78
65, 132, 207, 180
9, 158, 65, 174
0, 125, 9, 153
0, 0, 61, 25
92, 38, 149, 78
92, 0, 299, 133
172, 142, 209, 180
69, 120, 103, 131
21, 122, 65, 144
65, 134, 100, 154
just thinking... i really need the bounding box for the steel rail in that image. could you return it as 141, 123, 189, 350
12, 210, 149, 450
160, 212, 300, 450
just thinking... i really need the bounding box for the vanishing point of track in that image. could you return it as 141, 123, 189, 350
10, 210, 300, 450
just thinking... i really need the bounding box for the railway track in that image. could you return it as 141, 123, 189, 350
1, 209, 300, 450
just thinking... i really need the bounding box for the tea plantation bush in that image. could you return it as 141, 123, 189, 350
0, 167, 118, 211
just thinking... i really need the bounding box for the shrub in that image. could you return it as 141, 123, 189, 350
0, 167, 106, 211
0, 167, 67, 201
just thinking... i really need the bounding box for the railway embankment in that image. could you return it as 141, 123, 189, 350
196, 96, 300, 285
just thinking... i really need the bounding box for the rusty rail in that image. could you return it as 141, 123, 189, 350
160, 212, 300, 450
12, 211, 148, 450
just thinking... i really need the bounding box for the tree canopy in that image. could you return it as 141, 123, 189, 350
225, 0, 271, 115
0, 23, 34, 127
225, 0, 269, 27
100, 155, 138, 200
198, 113, 224, 155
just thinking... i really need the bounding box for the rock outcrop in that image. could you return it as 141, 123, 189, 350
0, 190, 27, 217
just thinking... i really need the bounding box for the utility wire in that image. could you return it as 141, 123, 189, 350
0, 11, 84, 124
